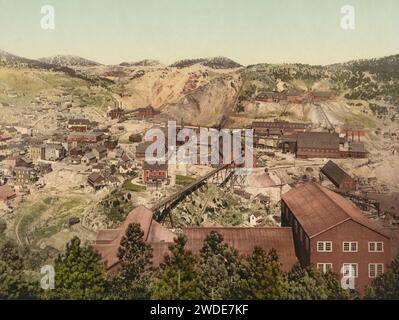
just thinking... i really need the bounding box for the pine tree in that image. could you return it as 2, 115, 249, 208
322, 270, 358, 300
286, 264, 329, 300
0, 242, 39, 300
238, 247, 288, 300
50, 237, 108, 300
151, 235, 202, 300
0, 240, 24, 271
109, 223, 153, 299
365, 259, 399, 299
198, 231, 242, 299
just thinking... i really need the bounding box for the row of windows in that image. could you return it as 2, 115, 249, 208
317, 241, 384, 253
302, 148, 337, 153
317, 263, 384, 278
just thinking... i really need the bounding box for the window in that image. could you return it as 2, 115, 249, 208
317, 263, 333, 273
369, 242, 384, 252
369, 264, 384, 278
343, 242, 358, 252
342, 263, 358, 278
317, 241, 332, 252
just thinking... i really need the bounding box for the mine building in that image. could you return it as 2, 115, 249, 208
286, 91, 305, 103
252, 120, 309, 136
107, 107, 124, 120
341, 129, 366, 142
296, 132, 340, 158
281, 182, 391, 293
132, 106, 160, 119
279, 135, 298, 153
321, 160, 357, 191
347, 142, 368, 159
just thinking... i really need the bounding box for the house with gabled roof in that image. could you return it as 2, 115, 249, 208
93, 206, 176, 271
321, 160, 357, 191
281, 182, 391, 293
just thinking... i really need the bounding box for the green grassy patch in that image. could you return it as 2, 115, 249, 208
122, 180, 146, 191
15, 196, 86, 246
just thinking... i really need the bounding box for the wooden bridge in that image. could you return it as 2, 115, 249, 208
152, 163, 246, 223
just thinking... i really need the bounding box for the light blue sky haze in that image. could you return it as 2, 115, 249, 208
0, 0, 398, 65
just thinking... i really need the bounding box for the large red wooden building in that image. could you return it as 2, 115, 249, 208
281, 182, 391, 293
94, 206, 298, 272
252, 120, 309, 136
296, 132, 340, 159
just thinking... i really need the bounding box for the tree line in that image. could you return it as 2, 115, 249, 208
0, 223, 398, 300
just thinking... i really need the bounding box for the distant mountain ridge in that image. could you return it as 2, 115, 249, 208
119, 59, 162, 67
170, 57, 242, 69
39, 55, 101, 67
0, 49, 52, 69
1, 48, 399, 126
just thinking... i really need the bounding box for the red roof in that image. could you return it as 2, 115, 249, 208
282, 182, 389, 238
0, 185, 16, 202
95, 207, 299, 271
184, 227, 298, 271
93, 206, 175, 268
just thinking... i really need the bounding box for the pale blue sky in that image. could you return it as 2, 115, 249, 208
0, 0, 398, 65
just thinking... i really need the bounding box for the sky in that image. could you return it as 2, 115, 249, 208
0, 0, 398, 65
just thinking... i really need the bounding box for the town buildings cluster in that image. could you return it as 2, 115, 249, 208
252, 120, 368, 159
1, 98, 398, 298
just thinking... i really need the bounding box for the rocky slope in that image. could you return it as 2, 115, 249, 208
1, 49, 399, 127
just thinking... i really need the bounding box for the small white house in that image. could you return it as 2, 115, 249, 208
249, 211, 264, 226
